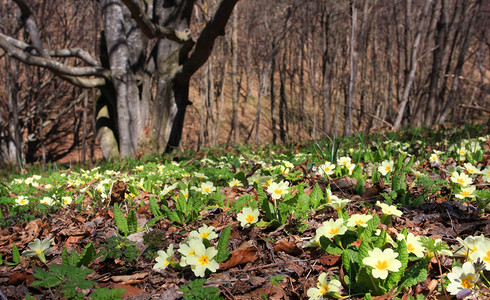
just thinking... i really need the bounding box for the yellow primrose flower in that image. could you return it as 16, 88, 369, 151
482, 166, 490, 183
447, 262, 478, 295
346, 163, 356, 175
429, 153, 440, 164
328, 197, 350, 212
378, 160, 394, 176
191, 181, 216, 195
153, 244, 174, 270
15, 196, 29, 206
453, 235, 486, 258
455, 185, 476, 199
178, 239, 200, 267
228, 179, 243, 188
306, 273, 341, 300
186, 241, 219, 277
189, 224, 218, 241
463, 163, 481, 176
376, 201, 403, 217
316, 218, 347, 239
337, 156, 352, 168
457, 147, 467, 161
347, 214, 373, 228
469, 238, 490, 269
22, 238, 53, 263
237, 207, 260, 228
62, 196, 73, 206
362, 248, 401, 279
267, 180, 290, 200
40, 197, 55, 206
181, 189, 189, 199
318, 161, 336, 177
397, 233, 425, 258
450, 171, 473, 187
194, 172, 208, 180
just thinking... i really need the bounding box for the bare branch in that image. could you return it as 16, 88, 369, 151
178, 0, 240, 82
12, 0, 49, 57
120, 0, 193, 43
23, 91, 86, 143
0, 33, 100, 66
0, 34, 109, 79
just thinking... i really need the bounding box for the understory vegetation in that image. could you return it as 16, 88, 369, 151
0, 124, 489, 299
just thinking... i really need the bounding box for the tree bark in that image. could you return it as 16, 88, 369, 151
231, 9, 240, 145
1, 0, 238, 160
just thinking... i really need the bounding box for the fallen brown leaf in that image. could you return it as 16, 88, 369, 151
273, 237, 303, 256
219, 241, 257, 270
111, 272, 148, 284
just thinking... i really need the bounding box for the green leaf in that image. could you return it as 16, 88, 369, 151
145, 216, 163, 228
68, 248, 80, 267
319, 236, 343, 255
127, 209, 138, 235
216, 225, 232, 262
355, 266, 385, 295
372, 168, 380, 185
0, 253, 3, 265
162, 205, 182, 223
385, 239, 408, 291
373, 229, 386, 249
113, 203, 129, 236
392, 171, 406, 196
62, 246, 69, 266
310, 183, 323, 208
31, 267, 62, 288
176, 191, 187, 213
90, 287, 126, 300
342, 247, 359, 275
149, 197, 163, 217
360, 215, 379, 241
358, 237, 373, 267
352, 165, 366, 195
256, 182, 275, 221
12, 243, 20, 264
77, 242, 97, 267
398, 257, 429, 290
234, 170, 246, 182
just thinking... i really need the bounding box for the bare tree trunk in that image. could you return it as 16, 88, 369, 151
394, 0, 432, 130
254, 65, 270, 145
438, 0, 480, 124
231, 9, 239, 145
279, 51, 287, 143
81, 90, 88, 162
270, 42, 277, 145
5, 57, 24, 166
424, 0, 446, 126
345, 0, 357, 136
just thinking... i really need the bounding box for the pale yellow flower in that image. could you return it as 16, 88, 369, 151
267, 181, 290, 200
376, 201, 403, 217
447, 262, 478, 295
316, 218, 347, 239
378, 160, 394, 176
237, 207, 259, 228
306, 273, 341, 300
450, 171, 473, 187
362, 248, 401, 279
347, 214, 373, 228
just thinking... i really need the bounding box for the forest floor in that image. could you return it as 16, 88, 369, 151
1, 125, 489, 299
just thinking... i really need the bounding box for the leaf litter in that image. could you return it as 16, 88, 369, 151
0, 129, 489, 299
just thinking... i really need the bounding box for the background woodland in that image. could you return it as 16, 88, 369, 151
0, 0, 488, 166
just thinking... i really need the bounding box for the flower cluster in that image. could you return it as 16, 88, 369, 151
153, 225, 220, 278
